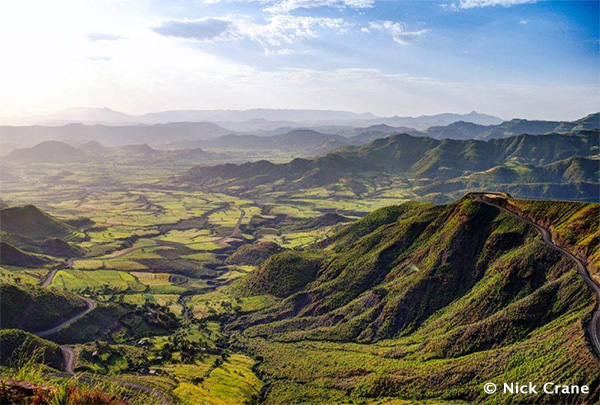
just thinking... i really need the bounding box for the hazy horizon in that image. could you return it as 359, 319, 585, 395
1, 0, 598, 121
2, 106, 599, 127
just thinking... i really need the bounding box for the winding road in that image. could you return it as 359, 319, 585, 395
474, 193, 600, 358
28, 205, 247, 402
36, 271, 174, 403
35, 297, 97, 337
60, 346, 76, 375
40, 268, 58, 287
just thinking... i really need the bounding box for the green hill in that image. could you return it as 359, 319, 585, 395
501, 198, 600, 280
227, 241, 285, 266
424, 156, 600, 201
424, 113, 600, 140
0, 284, 87, 333
0, 242, 50, 267
187, 153, 373, 191
238, 251, 322, 298
0, 329, 65, 370
5, 140, 87, 163
0, 205, 78, 240
545, 156, 600, 183
459, 156, 599, 185
337, 130, 596, 175
185, 130, 598, 200
231, 195, 599, 403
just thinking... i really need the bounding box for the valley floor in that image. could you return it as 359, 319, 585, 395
0, 162, 598, 404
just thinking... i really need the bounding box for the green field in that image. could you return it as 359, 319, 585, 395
3, 154, 596, 405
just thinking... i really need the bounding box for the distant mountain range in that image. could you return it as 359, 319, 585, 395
3, 140, 222, 166
2, 113, 596, 155
176, 114, 599, 153
0, 122, 232, 149
423, 113, 599, 140
3, 107, 503, 130
165, 128, 389, 154
185, 129, 600, 201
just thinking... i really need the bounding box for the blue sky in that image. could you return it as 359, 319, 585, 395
1, 0, 598, 120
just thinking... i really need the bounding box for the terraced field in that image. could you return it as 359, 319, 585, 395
4, 158, 595, 404
0, 162, 360, 403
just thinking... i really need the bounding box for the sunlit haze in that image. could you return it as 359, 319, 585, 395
1, 0, 598, 120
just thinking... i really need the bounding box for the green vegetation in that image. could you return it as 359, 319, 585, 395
238, 251, 322, 298
0, 344, 163, 404
0, 329, 64, 369
172, 354, 262, 404
0, 204, 80, 240
0, 241, 49, 267
230, 196, 599, 403
1, 126, 598, 405
506, 198, 600, 280
0, 284, 86, 332
51, 270, 147, 293
186, 130, 599, 203
227, 241, 284, 266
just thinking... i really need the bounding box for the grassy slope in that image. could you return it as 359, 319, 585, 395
185, 130, 598, 202
0, 329, 65, 370
231, 195, 599, 404
504, 198, 599, 280
0, 283, 87, 332
0, 205, 79, 240
226, 241, 285, 266
0, 241, 50, 267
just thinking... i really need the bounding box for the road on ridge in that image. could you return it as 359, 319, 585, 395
35, 297, 97, 337
61, 346, 76, 375
40, 269, 58, 287
474, 193, 600, 358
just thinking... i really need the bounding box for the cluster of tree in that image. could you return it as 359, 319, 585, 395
136, 302, 179, 330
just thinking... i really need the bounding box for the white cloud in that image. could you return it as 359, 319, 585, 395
265, 0, 374, 13
1, 0, 596, 121
457, 0, 537, 9
84, 55, 113, 61
197, 0, 374, 13
369, 21, 429, 45
153, 15, 350, 54
87, 33, 123, 42
238, 15, 349, 49
151, 18, 234, 42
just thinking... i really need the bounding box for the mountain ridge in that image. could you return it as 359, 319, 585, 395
3, 108, 502, 128
184, 130, 599, 201
229, 195, 599, 403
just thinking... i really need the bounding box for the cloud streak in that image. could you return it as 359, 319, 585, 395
198, 0, 374, 13
87, 33, 123, 42
151, 18, 233, 41
265, 0, 374, 13
369, 21, 429, 45
153, 15, 350, 53
457, 0, 537, 9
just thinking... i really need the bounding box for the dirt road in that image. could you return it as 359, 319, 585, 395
40, 268, 58, 287
35, 297, 97, 337
222, 207, 245, 241
61, 346, 76, 375
474, 193, 600, 357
